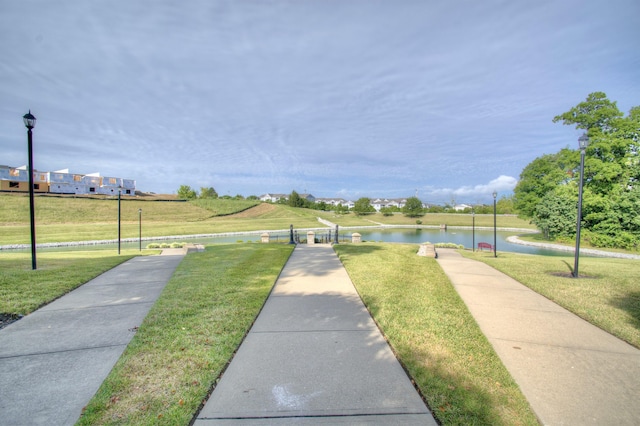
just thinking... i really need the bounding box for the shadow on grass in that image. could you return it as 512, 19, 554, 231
360, 293, 511, 425
610, 291, 640, 333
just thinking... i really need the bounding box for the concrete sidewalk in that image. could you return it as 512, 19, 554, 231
0, 254, 184, 426
436, 249, 640, 425
195, 244, 436, 425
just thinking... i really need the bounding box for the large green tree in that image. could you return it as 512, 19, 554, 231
353, 198, 375, 216
177, 185, 197, 200
288, 190, 307, 208
402, 196, 424, 217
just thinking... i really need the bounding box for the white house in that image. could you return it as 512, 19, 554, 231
1, 166, 136, 196
259, 193, 288, 202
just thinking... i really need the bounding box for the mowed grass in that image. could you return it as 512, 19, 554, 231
0, 250, 140, 315
77, 244, 294, 425
334, 243, 538, 425
461, 251, 640, 348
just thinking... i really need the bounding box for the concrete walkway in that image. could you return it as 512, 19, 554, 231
195, 244, 436, 425
436, 249, 640, 425
0, 254, 184, 426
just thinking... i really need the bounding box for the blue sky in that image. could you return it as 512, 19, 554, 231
1, 0, 638, 204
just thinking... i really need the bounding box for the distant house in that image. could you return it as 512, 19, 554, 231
1, 165, 135, 195
453, 203, 472, 212
299, 193, 316, 203
371, 198, 407, 211
315, 197, 347, 206
0, 165, 48, 193
259, 193, 288, 203
259, 193, 316, 203
315, 197, 354, 209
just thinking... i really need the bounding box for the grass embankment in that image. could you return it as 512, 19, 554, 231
0, 195, 318, 244
78, 244, 294, 425
334, 244, 538, 425
0, 250, 140, 315
461, 251, 640, 348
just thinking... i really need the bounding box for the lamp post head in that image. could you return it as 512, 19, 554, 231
492, 191, 497, 200
23, 110, 36, 129
578, 133, 589, 150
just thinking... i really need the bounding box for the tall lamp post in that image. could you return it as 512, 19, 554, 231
493, 191, 497, 258
472, 209, 475, 252
118, 188, 122, 255
573, 133, 589, 278
138, 208, 142, 251
23, 111, 37, 270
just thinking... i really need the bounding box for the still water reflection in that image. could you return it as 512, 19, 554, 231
120, 227, 562, 256
27, 227, 568, 256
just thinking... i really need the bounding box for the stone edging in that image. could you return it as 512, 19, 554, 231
506, 236, 640, 260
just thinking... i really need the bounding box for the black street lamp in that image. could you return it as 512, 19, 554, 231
23, 110, 37, 270
139, 208, 142, 251
118, 188, 122, 254
289, 224, 295, 244
472, 209, 475, 252
573, 133, 589, 278
493, 191, 497, 258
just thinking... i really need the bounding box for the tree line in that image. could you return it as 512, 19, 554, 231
514, 92, 639, 250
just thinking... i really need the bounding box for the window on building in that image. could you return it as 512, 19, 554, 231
10, 169, 19, 177
34, 184, 40, 190
109, 178, 117, 184
89, 187, 96, 192
74, 175, 82, 182
9, 181, 19, 188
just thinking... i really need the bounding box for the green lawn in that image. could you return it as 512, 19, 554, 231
77, 244, 295, 425
335, 243, 538, 425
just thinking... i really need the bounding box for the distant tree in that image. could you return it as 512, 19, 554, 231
353, 198, 375, 216
288, 190, 306, 208
402, 197, 424, 217
496, 195, 515, 215
335, 203, 349, 214
425, 205, 445, 213
246, 195, 259, 200
379, 206, 394, 216
315, 201, 328, 211
233, 194, 245, 200
199, 187, 218, 199
177, 185, 197, 200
